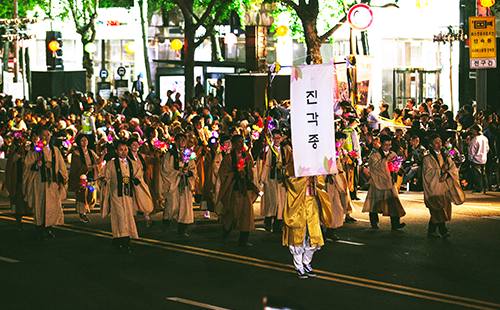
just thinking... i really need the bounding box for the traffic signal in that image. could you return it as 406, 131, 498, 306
46, 31, 63, 70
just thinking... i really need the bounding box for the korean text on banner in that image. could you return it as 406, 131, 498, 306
290, 64, 337, 177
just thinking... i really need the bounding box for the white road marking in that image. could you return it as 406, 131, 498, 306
480, 215, 500, 220
167, 297, 231, 310
0, 256, 20, 263
337, 240, 365, 246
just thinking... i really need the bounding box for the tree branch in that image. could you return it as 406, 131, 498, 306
194, 9, 224, 49
318, 15, 347, 43
279, 0, 299, 12
195, 0, 218, 27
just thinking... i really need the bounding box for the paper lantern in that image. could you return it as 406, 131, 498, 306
276, 25, 288, 37
125, 41, 135, 54
170, 39, 182, 51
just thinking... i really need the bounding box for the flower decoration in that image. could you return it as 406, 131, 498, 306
251, 130, 260, 140
34, 141, 46, 152
8, 120, 15, 127
335, 142, 341, 148
209, 137, 217, 145
62, 135, 75, 148
268, 122, 275, 131
80, 174, 96, 192
349, 150, 358, 158
182, 148, 196, 163
218, 144, 229, 153
388, 156, 404, 172
106, 135, 114, 143
237, 156, 251, 171
13, 131, 23, 139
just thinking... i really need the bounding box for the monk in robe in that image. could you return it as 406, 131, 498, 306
216, 134, 259, 247
23, 128, 68, 240
422, 134, 465, 239
128, 138, 155, 228
140, 127, 163, 213
68, 134, 106, 223
160, 133, 197, 237
3, 132, 32, 230
99, 140, 150, 253
283, 161, 329, 279
259, 129, 293, 234
324, 132, 355, 240
200, 134, 229, 218
192, 116, 209, 203
362, 134, 406, 230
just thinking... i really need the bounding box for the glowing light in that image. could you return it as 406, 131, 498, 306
276, 25, 288, 37
125, 41, 135, 54
224, 33, 237, 46
479, 0, 495, 7
84, 42, 97, 54
170, 39, 182, 51
48, 40, 60, 52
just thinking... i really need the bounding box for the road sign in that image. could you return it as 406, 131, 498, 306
99, 69, 108, 79
469, 16, 496, 68
117, 66, 126, 77
470, 58, 496, 68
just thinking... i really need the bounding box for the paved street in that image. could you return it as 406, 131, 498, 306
1, 187, 500, 310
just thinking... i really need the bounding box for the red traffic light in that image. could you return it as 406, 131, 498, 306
48, 40, 60, 52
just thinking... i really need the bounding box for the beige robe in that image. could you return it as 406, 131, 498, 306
140, 142, 162, 212
216, 151, 259, 232
422, 152, 465, 223
201, 150, 223, 211
4, 145, 31, 215
362, 150, 406, 217
259, 145, 293, 219
99, 159, 141, 239
23, 146, 68, 227
161, 150, 197, 224
68, 149, 99, 214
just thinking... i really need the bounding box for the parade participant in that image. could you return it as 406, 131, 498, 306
99, 140, 148, 253
200, 134, 230, 218
468, 124, 489, 193
216, 134, 259, 247
283, 162, 328, 278
324, 132, 355, 240
68, 134, 106, 223
128, 138, 155, 228
140, 127, 164, 213
3, 131, 31, 230
422, 134, 465, 239
343, 116, 361, 200
362, 134, 406, 230
23, 128, 68, 240
160, 133, 197, 237
259, 129, 293, 234
192, 116, 209, 203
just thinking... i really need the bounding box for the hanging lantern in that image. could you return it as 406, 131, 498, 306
84, 42, 97, 54
416, 0, 429, 9
276, 25, 288, 37
224, 33, 237, 46
479, 0, 495, 7
170, 39, 183, 51
48, 40, 60, 52
125, 41, 135, 54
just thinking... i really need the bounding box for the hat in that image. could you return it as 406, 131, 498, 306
203, 106, 211, 111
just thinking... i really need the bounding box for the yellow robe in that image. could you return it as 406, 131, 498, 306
422, 152, 465, 223
23, 146, 68, 227
99, 159, 143, 239
216, 151, 259, 232
259, 145, 293, 219
325, 155, 354, 228
161, 150, 197, 224
282, 175, 325, 248
362, 150, 406, 217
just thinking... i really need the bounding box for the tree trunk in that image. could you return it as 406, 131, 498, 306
138, 0, 152, 88
82, 46, 93, 93
183, 23, 196, 105
302, 19, 322, 64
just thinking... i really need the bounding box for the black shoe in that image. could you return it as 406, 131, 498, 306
46, 231, 55, 238
345, 217, 357, 223
238, 242, 253, 247
391, 223, 406, 230
178, 233, 189, 238
304, 265, 316, 277
351, 197, 361, 201
370, 224, 379, 229
441, 232, 450, 240
297, 269, 308, 279
427, 232, 441, 239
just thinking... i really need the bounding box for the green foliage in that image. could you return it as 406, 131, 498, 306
99, 0, 134, 9
0, 0, 48, 19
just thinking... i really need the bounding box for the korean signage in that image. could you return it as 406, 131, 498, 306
469, 16, 497, 68
290, 64, 337, 177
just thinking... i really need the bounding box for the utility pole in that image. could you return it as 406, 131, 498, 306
13, 0, 18, 82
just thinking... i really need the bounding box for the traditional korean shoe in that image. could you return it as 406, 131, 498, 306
391, 223, 406, 230
297, 269, 308, 279
238, 242, 253, 247
178, 232, 189, 238
79, 214, 89, 223
345, 216, 357, 223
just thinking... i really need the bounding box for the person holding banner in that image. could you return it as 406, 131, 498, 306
422, 134, 465, 239
259, 129, 293, 234
343, 117, 361, 201
362, 134, 406, 230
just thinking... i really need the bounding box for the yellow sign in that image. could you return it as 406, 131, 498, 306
469, 16, 496, 59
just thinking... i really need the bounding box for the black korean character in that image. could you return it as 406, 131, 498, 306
309, 134, 319, 149
307, 112, 319, 126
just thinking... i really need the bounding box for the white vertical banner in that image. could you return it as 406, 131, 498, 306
290, 64, 337, 177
